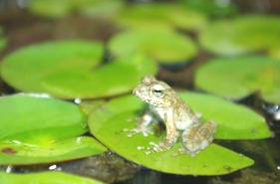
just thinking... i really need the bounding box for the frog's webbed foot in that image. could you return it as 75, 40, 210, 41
182, 121, 216, 155
155, 130, 179, 151
124, 111, 155, 137
128, 126, 153, 137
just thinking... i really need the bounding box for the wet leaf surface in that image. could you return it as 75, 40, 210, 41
109, 29, 197, 63
195, 55, 280, 104
0, 41, 157, 99
0, 172, 106, 184
87, 95, 256, 175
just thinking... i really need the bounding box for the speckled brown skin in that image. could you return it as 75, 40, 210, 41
133, 76, 216, 154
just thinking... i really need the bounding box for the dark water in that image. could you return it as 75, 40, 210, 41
1, 0, 280, 184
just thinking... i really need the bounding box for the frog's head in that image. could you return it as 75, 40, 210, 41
133, 75, 175, 107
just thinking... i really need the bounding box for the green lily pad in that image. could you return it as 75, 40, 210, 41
199, 15, 280, 55
179, 92, 271, 139
28, 0, 123, 19
0, 172, 106, 184
179, 0, 238, 17
116, 3, 207, 31
28, 0, 74, 18
87, 95, 256, 175
108, 29, 197, 63
269, 46, 280, 60
79, 0, 124, 18
0, 41, 157, 99
0, 94, 86, 140
0, 94, 106, 165
0, 136, 106, 165
195, 55, 280, 104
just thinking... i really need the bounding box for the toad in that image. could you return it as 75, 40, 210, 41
133, 76, 216, 155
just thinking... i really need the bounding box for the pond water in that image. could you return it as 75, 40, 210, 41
0, 0, 280, 184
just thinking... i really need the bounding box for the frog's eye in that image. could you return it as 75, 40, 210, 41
152, 89, 163, 97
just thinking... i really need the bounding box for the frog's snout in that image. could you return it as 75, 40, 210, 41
133, 85, 144, 98
132, 85, 139, 96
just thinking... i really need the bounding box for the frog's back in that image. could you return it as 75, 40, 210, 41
174, 98, 199, 130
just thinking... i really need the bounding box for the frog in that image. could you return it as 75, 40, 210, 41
132, 75, 216, 155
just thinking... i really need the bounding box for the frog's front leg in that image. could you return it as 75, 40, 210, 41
159, 109, 179, 149
130, 110, 155, 137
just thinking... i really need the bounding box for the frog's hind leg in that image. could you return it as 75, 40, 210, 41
182, 121, 216, 155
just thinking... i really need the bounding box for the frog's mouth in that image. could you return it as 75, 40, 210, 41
133, 87, 151, 104
132, 85, 146, 98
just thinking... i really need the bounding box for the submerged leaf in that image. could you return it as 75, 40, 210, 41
0, 41, 157, 99
109, 29, 197, 63
0, 172, 106, 184
195, 56, 280, 104
199, 15, 280, 55
87, 95, 256, 175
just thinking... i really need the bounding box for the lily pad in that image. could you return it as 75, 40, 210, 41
108, 29, 197, 63
28, 0, 74, 18
116, 3, 207, 31
28, 0, 123, 19
195, 56, 280, 104
79, 0, 124, 18
0, 94, 106, 165
179, 0, 238, 17
180, 92, 271, 139
269, 46, 280, 60
0, 94, 86, 140
0, 41, 157, 99
199, 15, 280, 55
87, 95, 256, 175
0, 136, 106, 165
0, 172, 106, 184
